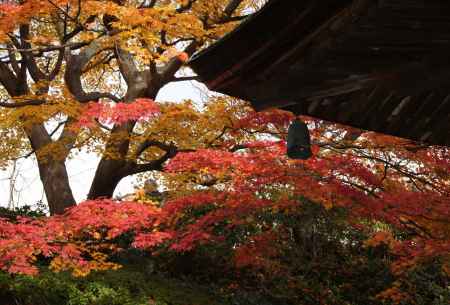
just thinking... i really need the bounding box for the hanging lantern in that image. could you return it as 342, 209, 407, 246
287, 118, 312, 160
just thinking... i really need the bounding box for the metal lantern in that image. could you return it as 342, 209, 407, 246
287, 119, 312, 160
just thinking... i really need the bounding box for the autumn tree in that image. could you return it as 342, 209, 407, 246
0, 107, 448, 303
0, 0, 266, 215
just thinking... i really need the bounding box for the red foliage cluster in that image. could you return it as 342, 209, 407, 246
164, 134, 450, 273
0, 2, 21, 16
232, 108, 294, 130
0, 109, 448, 295
0, 200, 161, 275
0, 1, 57, 36
234, 231, 280, 270
77, 98, 160, 127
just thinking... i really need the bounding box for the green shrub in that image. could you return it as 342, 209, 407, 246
0, 266, 227, 305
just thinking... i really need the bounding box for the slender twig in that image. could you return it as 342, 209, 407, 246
0, 99, 46, 108
172, 76, 200, 82
0, 42, 89, 54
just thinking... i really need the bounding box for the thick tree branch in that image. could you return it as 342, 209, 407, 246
48, 49, 64, 81
135, 140, 175, 157
217, 14, 252, 24
82, 52, 114, 73
64, 37, 121, 103
0, 62, 22, 95
160, 41, 198, 83
131, 145, 178, 174
18, 25, 46, 82
7, 44, 21, 76
56, 119, 78, 159
224, 0, 247, 17
114, 45, 139, 86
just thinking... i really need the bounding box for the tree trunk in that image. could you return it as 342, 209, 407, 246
87, 80, 159, 200
87, 159, 129, 199
37, 159, 76, 215
26, 124, 76, 215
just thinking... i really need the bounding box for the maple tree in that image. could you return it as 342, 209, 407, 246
0, 103, 449, 304
0, 0, 266, 215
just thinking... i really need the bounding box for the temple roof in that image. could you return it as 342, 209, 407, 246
189, 0, 450, 146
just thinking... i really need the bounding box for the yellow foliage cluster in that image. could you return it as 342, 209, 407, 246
50, 246, 121, 277
0, 0, 260, 168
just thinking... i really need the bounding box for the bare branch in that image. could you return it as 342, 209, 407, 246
172, 76, 201, 82
0, 41, 90, 54
49, 120, 68, 138
161, 36, 196, 47
94, 119, 113, 132
0, 99, 46, 108
46, 0, 79, 24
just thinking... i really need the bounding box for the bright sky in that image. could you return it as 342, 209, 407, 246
0, 79, 209, 209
